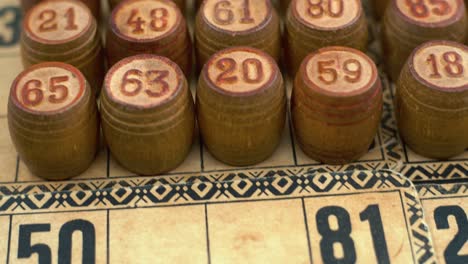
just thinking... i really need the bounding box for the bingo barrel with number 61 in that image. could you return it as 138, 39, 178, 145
8, 62, 99, 180
195, 0, 281, 69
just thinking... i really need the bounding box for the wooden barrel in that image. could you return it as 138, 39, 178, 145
395, 41, 468, 159
285, 0, 368, 76
195, 0, 281, 70
107, 0, 192, 76
21, 0, 105, 95
8, 62, 99, 180
291, 46, 382, 164
197, 47, 286, 166
382, 0, 467, 80
101, 55, 195, 175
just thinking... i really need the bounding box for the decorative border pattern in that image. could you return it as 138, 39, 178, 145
417, 182, 468, 198
0, 170, 436, 264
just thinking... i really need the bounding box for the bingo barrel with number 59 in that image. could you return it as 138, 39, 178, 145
292, 46, 383, 164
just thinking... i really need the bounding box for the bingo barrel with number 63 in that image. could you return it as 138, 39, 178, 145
101, 55, 195, 175
8, 62, 99, 180
395, 41, 468, 159
292, 46, 383, 164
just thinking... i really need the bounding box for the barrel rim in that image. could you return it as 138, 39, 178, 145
290, 0, 363, 31
202, 46, 279, 97
10, 61, 87, 116
103, 54, 185, 110
23, 0, 94, 45
199, 0, 274, 36
408, 40, 468, 93
300, 46, 379, 98
110, 0, 184, 44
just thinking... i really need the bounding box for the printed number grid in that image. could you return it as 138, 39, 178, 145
0, 1, 466, 193
0, 170, 437, 264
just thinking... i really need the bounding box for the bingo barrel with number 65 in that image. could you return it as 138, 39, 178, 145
8, 62, 99, 180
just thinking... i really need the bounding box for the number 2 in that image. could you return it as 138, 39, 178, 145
434, 205, 468, 263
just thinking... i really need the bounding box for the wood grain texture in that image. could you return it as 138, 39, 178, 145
196, 47, 286, 166
21, 0, 105, 95
101, 55, 195, 175
395, 41, 468, 159
291, 46, 382, 164
382, 0, 467, 81
285, 0, 368, 77
7, 62, 99, 180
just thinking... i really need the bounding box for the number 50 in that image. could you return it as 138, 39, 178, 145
18, 220, 96, 264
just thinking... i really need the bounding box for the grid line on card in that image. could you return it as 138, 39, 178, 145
301, 198, 313, 264
6, 214, 12, 264
106, 209, 110, 264
204, 204, 211, 264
